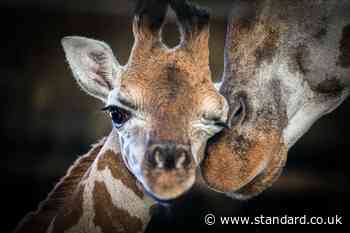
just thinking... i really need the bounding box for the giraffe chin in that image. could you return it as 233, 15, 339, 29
200, 127, 288, 199
141, 168, 196, 202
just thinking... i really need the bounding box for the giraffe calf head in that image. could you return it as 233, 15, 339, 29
62, 0, 228, 201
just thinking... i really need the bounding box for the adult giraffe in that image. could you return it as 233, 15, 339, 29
202, 0, 350, 199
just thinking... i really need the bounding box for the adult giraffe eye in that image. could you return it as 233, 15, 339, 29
102, 105, 131, 128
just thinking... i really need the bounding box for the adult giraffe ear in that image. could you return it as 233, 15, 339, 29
62, 36, 123, 102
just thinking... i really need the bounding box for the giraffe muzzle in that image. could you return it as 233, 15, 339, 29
141, 141, 196, 201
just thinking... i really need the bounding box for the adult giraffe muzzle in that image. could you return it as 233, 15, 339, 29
62, 0, 228, 201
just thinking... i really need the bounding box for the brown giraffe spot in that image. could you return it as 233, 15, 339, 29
254, 26, 280, 66
93, 181, 144, 233
164, 65, 183, 100
314, 16, 328, 40
314, 27, 328, 40
51, 186, 85, 233
226, 18, 281, 80
270, 78, 288, 129
97, 149, 144, 198
314, 76, 344, 94
295, 44, 310, 74
288, 44, 310, 75
337, 24, 350, 68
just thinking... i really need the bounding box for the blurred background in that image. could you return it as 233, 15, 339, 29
0, 0, 348, 232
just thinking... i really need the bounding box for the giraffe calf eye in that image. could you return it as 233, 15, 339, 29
102, 105, 131, 128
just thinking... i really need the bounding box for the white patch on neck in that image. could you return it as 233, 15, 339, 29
96, 167, 151, 224
63, 133, 152, 233
64, 165, 103, 233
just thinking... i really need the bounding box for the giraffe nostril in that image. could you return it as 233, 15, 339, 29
229, 96, 247, 128
147, 146, 165, 168
175, 151, 188, 169
154, 149, 164, 169
147, 144, 192, 170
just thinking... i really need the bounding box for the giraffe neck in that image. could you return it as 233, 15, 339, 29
15, 130, 155, 233
50, 131, 154, 233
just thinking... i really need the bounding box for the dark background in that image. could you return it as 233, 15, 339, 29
0, 0, 348, 232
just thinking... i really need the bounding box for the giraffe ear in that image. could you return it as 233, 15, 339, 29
62, 36, 122, 102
